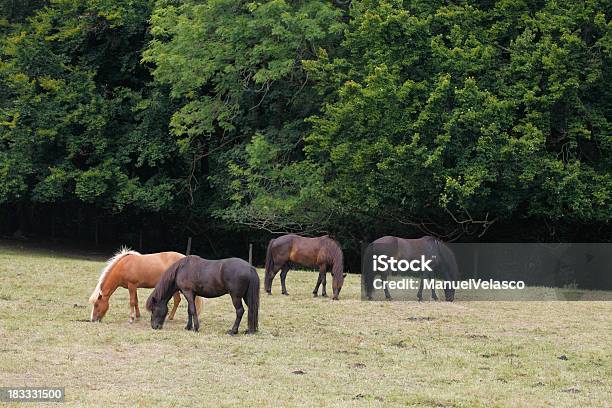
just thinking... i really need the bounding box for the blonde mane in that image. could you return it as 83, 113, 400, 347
88, 247, 140, 304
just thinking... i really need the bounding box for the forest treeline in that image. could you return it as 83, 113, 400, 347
0, 0, 610, 261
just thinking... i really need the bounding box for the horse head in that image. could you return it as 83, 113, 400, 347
332, 273, 347, 300
90, 294, 109, 322
146, 293, 168, 330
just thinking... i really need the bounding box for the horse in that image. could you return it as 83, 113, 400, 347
264, 234, 345, 300
146, 255, 259, 334
89, 248, 202, 322
364, 236, 459, 301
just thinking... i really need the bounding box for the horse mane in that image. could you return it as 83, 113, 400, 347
89, 247, 140, 303
146, 258, 183, 311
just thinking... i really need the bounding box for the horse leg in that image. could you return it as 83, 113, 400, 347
183, 291, 198, 332
417, 274, 424, 302
430, 273, 438, 301
365, 271, 373, 300
280, 264, 290, 295
313, 273, 322, 297
184, 293, 193, 331
134, 289, 141, 319
168, 292, 181, 320
128, 284, 137, 323
383, 271, 392, 300
313, 264, 326, 297
228, 294, 244, 335
321, 267, 328, 297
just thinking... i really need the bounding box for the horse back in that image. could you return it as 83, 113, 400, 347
371, 235, 437, 259
395, 236, 438, 259
177, 256, 253, 298
118, 251, 185, 288
290, 235, 329, 267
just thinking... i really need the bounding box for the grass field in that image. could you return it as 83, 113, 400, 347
0, 242, 610, 407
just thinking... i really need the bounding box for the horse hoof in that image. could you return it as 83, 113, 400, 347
227, 330, 237, 336
322, 293, 328, 298
282, 292, 289, 296
128, 319, 134, 324
386, 297, 393, 301
185, 325, 192, 331
313, 293, 318, 297
266, 291, 272, 296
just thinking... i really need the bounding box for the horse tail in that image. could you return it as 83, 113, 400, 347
264, 239, 275, 291
363, 243, 375, 296
146, 258, 183, 311
247, 267, 260, 333
89, 247, 139, 303
436, 240, 459, 281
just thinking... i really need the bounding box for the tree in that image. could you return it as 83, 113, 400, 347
0, 0, 182, 235
143, 0, 346, 233
228, 0, 611, 241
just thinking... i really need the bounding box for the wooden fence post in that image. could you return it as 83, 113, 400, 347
186, 237, 192, 256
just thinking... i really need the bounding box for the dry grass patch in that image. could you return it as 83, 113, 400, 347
0, 243, 610, 407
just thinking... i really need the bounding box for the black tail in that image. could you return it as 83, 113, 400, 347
436, 240, 459, 301
437, 241, 459, 281
247, 267, 260, 333
264, 239, 275, 292
363, 244, 375, 298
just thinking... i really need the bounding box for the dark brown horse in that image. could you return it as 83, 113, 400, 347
365, 236, 459, 301
265, 234, 345, 300
146, 256, 259, 334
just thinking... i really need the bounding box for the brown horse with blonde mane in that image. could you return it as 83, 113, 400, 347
265, 234, 345, 300
89, 248, 201, 322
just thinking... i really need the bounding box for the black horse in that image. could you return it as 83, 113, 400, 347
364, 236, 459, 301
146, 256, 259, 334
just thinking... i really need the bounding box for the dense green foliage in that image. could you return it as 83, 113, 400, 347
0, 0, 610, 253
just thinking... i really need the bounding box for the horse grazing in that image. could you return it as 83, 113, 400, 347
365, 236, 459, 301
265, 234, 345, 300
146, 256, 259, 334
89, 248, 201, 322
